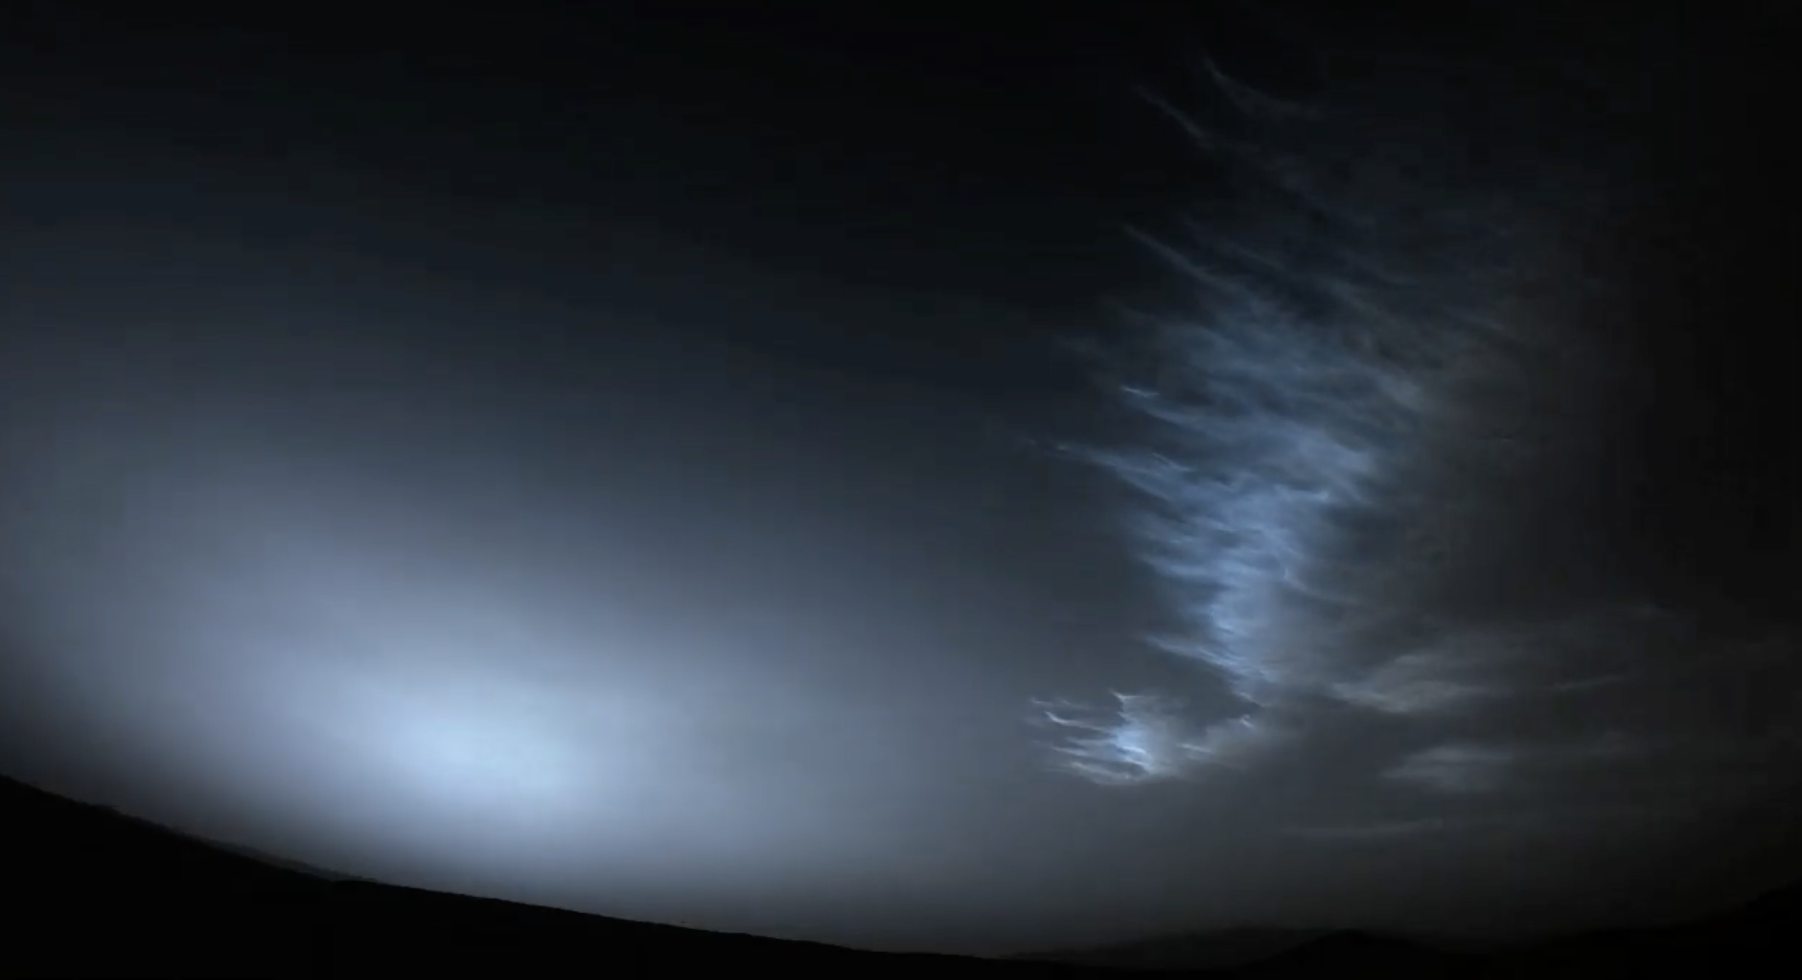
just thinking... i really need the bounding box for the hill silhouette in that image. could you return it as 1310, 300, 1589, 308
4, 772, 1797, 976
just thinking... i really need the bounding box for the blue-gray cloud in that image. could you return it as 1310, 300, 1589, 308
1037, 55, 1802, 844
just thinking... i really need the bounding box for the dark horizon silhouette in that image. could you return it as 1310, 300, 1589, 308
7, 770, 1800, 975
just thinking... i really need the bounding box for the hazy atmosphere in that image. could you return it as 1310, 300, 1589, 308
2, 3, 1798, 955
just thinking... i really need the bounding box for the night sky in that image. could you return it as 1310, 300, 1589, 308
2, 2, 1798, 956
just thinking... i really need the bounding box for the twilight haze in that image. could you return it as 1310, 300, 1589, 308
2, 3, 1798, 956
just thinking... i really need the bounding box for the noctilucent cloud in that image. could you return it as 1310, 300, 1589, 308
1038, 65, 1802, 804
2, 3, 1798, 956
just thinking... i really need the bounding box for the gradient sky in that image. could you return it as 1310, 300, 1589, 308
2, 3, 1798, 956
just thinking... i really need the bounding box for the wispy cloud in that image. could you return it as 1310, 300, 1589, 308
1036, 56, 1802, 841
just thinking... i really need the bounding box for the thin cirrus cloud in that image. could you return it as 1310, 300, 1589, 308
1034, 57, 1802, 842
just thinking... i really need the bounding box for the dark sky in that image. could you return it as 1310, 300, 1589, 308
2, 1, 1798, 956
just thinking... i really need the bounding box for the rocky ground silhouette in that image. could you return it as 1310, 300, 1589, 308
4, 772, 1796, 976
